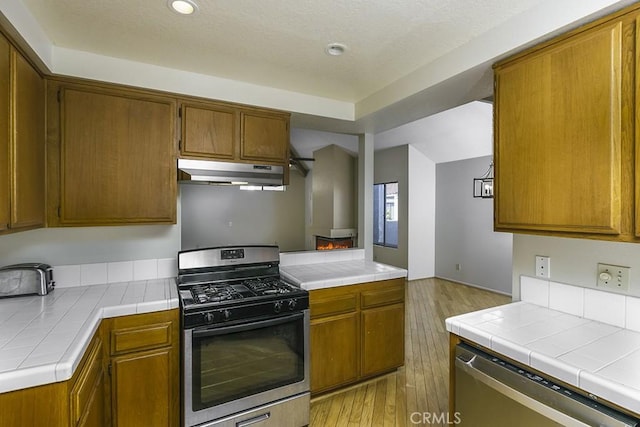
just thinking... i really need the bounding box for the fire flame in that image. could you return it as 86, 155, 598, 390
316, 239, 353, 251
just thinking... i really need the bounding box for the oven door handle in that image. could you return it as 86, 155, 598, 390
193, 312, 304, 338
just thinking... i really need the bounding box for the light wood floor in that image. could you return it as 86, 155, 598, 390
309, 278, 510, 427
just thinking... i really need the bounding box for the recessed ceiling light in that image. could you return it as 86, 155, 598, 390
168, 0, 198, 15
325, 43, 348, 56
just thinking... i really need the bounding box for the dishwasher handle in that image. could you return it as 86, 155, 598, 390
455, 343, 639, 427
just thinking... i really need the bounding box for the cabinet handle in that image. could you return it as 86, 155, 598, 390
236, 412, 270, 427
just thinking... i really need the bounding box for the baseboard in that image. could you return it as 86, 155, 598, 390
434, 276, 512, 297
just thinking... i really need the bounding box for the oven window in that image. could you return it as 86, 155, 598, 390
192, 316, 305, 411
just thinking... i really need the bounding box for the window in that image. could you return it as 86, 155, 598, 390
373, 182, 398, 248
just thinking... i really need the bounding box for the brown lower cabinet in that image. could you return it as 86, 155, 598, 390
104, 310, 180, 427
70, 333, 105, 427
0, 309, 179, 427
310, 311, 359, 392
309, 278, 405, 395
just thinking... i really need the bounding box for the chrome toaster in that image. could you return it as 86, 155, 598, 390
0, 263, 55, 297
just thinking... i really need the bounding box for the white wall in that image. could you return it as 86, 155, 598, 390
359, 134, 374, 261
435, 156, 513, 294
180, 173, 306, 252
512, 234, 640, 299
374, 145, 408, 269
0, 194, 181, 266
407, 145, 436, 280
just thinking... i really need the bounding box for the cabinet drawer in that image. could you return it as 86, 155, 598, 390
70, 335, 103, 425
111, 322, 172, 355
310, 294, 357, 318
361, 285, 404, 309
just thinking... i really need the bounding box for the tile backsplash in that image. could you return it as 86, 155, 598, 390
54, 250, 365, 287
54, 258, 177, 288
520, 275, 640, 332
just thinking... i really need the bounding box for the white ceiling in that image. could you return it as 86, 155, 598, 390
375, 101, 493, 163
21, 0, 545, 103
291, 101, 493, 166
5, 0, 635, 160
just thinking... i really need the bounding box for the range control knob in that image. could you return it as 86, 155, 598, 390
274, 301, 282, 313
222, 309, 231, 320
288, 299, 297, 311
203, 312, 215, 324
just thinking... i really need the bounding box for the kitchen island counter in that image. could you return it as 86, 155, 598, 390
0, 279, 178, 394
446, 300, 640, 416
280, 249, 407, 291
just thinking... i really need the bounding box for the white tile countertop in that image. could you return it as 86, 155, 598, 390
446, 300, 640, 415
0, 279, 178, 394
280, 249, 407, 290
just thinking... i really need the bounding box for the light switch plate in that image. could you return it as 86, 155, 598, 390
597, 263, 630, 292
535, 256, 550, 278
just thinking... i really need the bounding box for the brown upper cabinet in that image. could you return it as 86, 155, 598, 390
47, 81, 177, 226
0, 33, 45, 234
180, 100, 290, 165
494, 7, 640, 241
0, 34, 9, 233
240, 110, 289, 163
180, 101, 237, 160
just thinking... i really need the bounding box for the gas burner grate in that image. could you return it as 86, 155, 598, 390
191, 284, 244, 304
243, 277, 295, 295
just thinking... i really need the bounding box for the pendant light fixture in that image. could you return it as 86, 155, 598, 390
473, 161, 494, 198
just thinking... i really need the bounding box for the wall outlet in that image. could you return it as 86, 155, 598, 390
535, 256, 550, 278
597, 263, 630, 292
455, 263, 462, 271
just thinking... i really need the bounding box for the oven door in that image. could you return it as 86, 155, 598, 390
184, 310, 310, 427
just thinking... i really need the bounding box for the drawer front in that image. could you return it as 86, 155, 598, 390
70, 335, 103, 424
310, 293, 357, 318
225, 393, 309, 427
111, 322, 172, 355
361, 285, 404, 309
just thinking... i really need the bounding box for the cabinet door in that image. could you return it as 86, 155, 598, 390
70, 336, 105, 427
181, 102, 237, 160
310, 312, 358, 394
635, 15, 640, 236
58, 86, 176, 225
0, 34, 9, 232
11, 48, 45, 230
495, 20, 623, 235
76, 377, 104, 427
240, 110, 289, 163
111, 348, 174, 427
361, 303, 404, 378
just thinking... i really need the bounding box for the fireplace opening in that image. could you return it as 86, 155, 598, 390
315, 236, 355, 251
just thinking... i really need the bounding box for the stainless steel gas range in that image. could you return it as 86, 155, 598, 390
177, 245, 310, 427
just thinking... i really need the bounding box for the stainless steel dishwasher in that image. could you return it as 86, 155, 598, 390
454, 342, 639, 426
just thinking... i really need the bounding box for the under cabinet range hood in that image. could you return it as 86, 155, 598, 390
178, 159, 284, 186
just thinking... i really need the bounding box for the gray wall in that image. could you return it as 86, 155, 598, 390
311, 145, 356, 234
181, 173, 306, 251
512, 234, 640, 299
435, 156, 513, 294
373, 145, 408, 269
